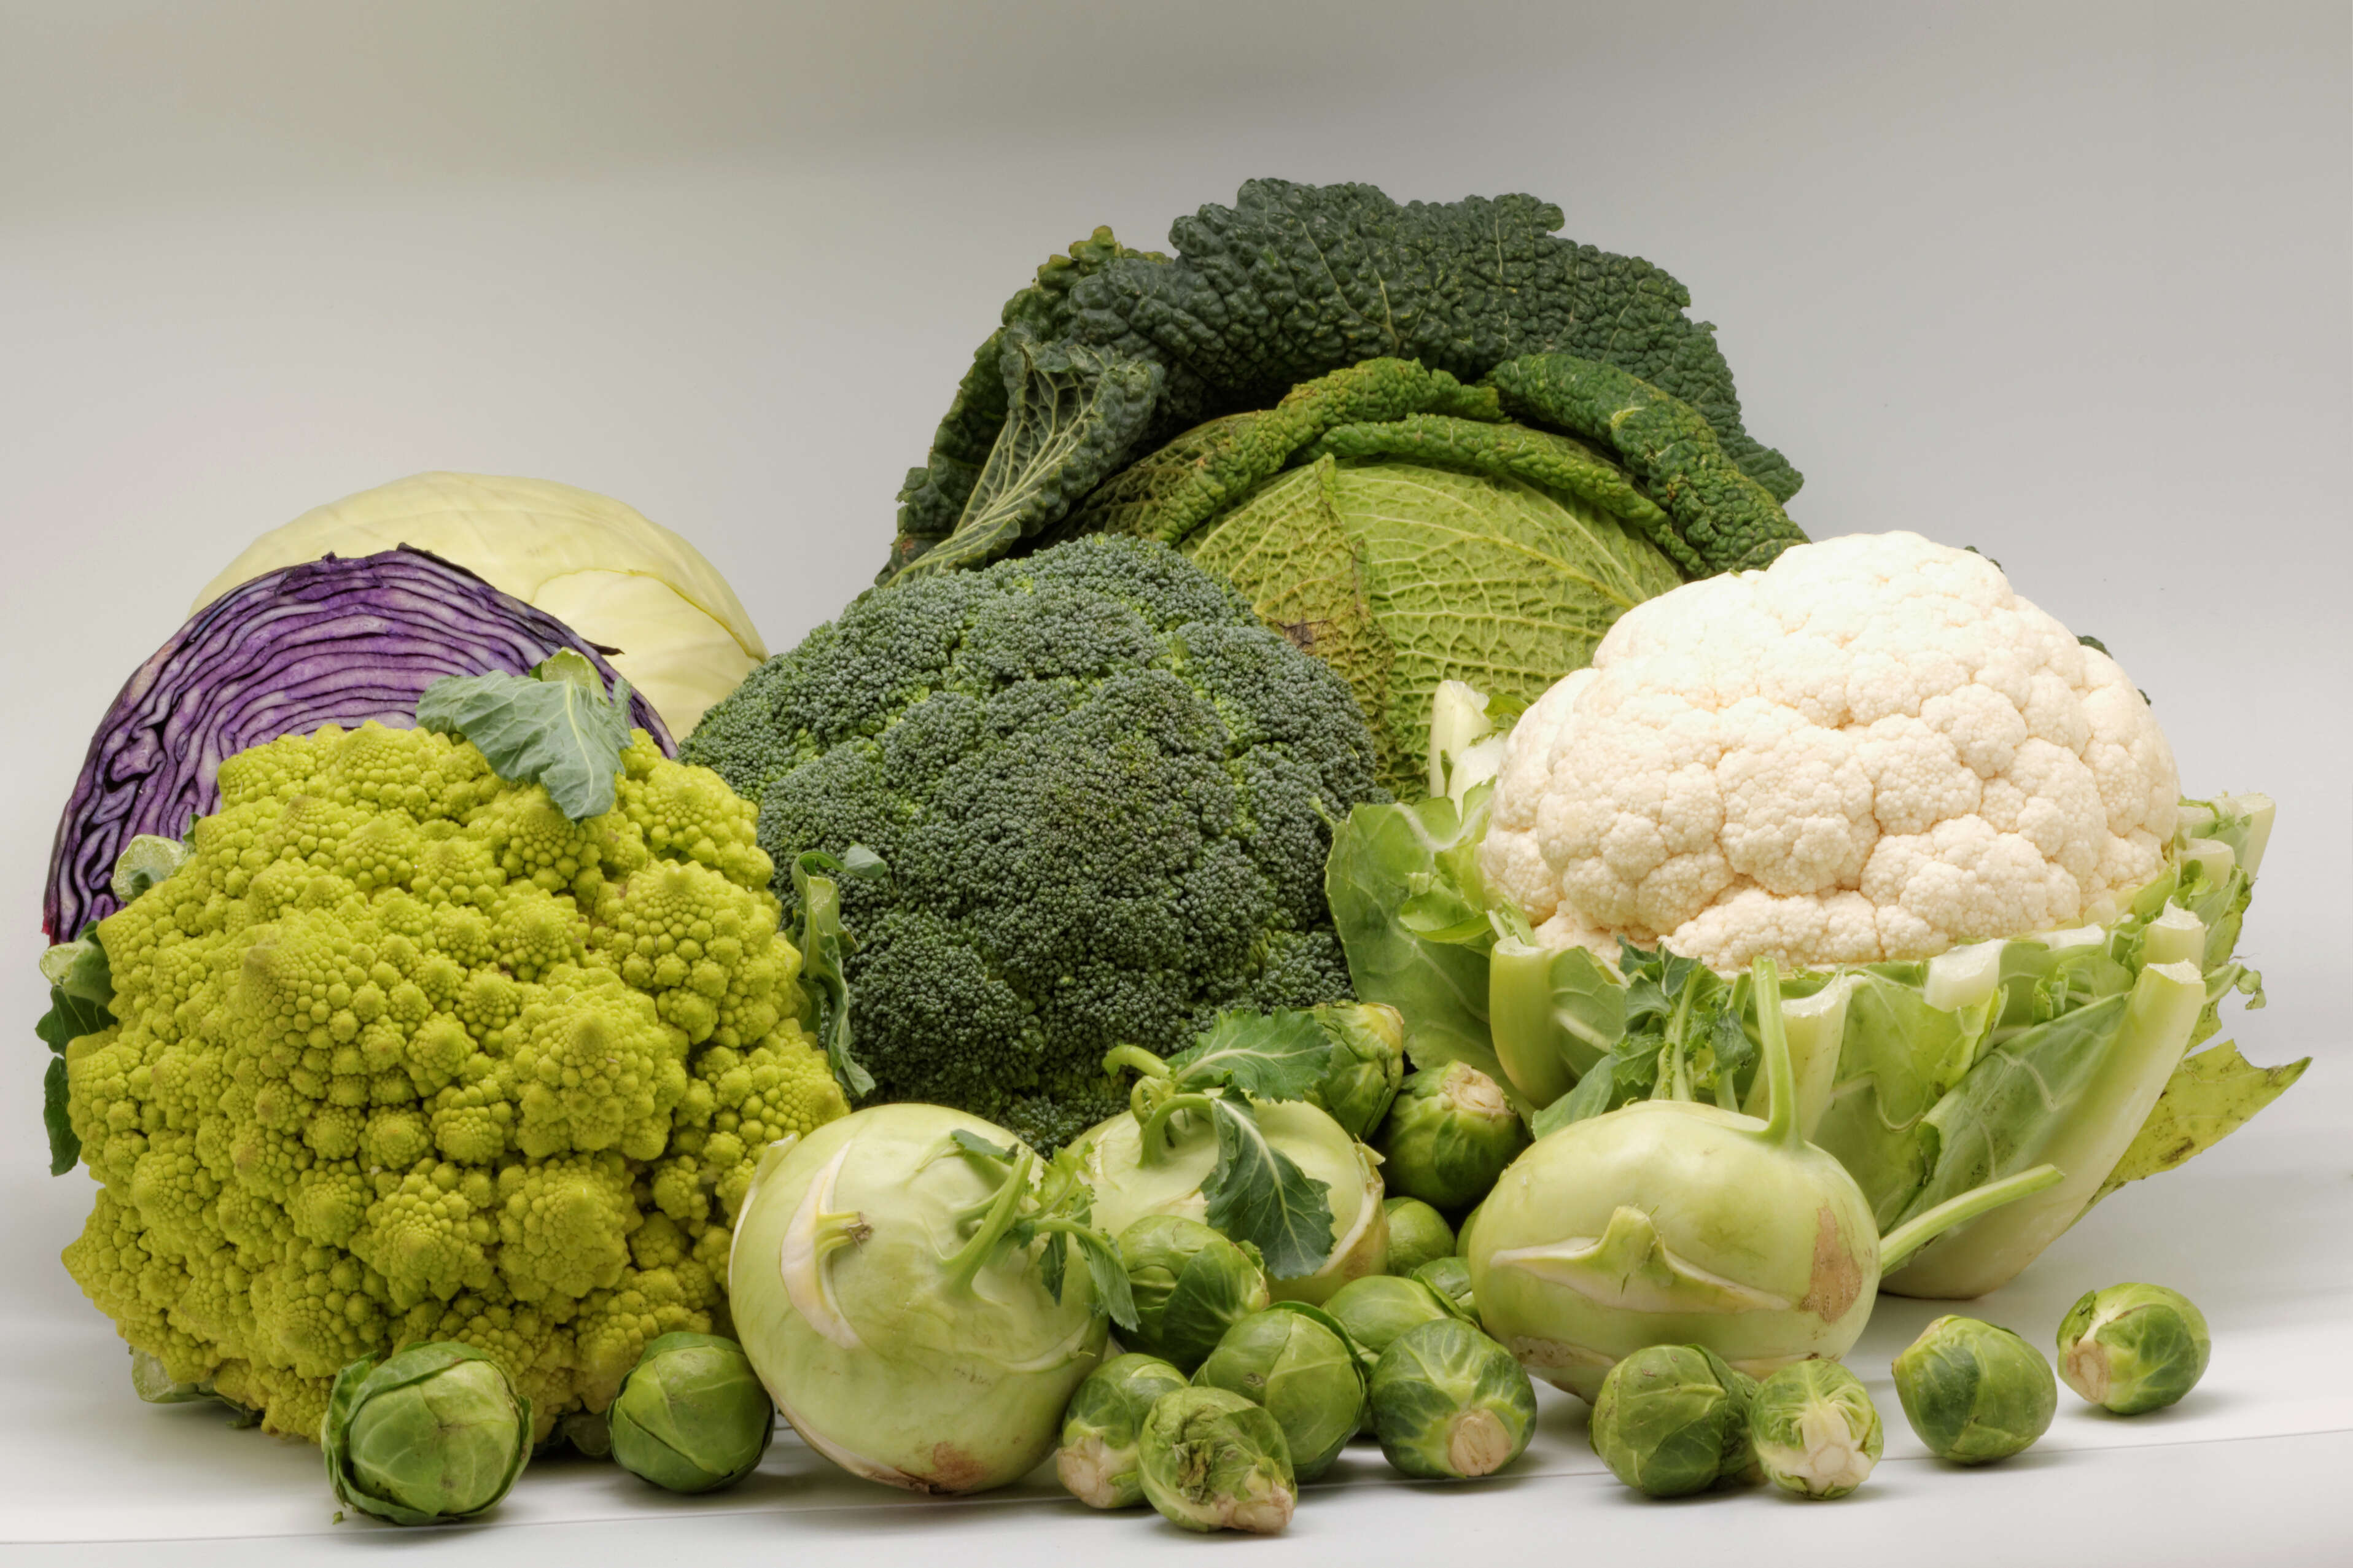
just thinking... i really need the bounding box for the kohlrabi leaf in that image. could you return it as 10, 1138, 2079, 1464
1064, 1226, 1141, 1332
948, 1128, 1014, 1164
1200, 1096, 1335, 1281
791, 849, 880, 1100
2090, 1039, 2311, 1205
1166, 1010, 1332, 1103
416, 649, 636, 821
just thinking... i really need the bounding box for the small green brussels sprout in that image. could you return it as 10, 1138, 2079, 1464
545, 1409, 612, 1458
322, 1343, 532, 1526
1118, 1215, 1272, 1373
1057, 1354, 1191, 1509
1383, 1197, 1457, 1275
1589, 1343, 1760, 1497
1375, 1063, 1529, 1211
1307, 1003, 1408, 1139
1749, 1361, 1881, 1500
1368, 1318, 1536, 1480
1410, 1256, 1475, 1316
1137, 1386, 1297, 1534
1328, 1275, 1472, 1368
2058, 1283, 2211, 1415
1892, 1316, 2056, 1464
608, 1332, 775, 1493
1191, 1302, 1366, 1481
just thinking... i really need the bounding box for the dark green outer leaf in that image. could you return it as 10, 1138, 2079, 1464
885, 179, 1802, 578
1200, 1098, 1336, 1281
415, 651, 634, 821
791, 851, 877, 1099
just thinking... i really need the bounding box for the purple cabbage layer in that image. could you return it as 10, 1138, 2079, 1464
44, 546, 674, 941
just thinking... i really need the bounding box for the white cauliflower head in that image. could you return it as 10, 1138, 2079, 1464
1480, 532, 2177, 970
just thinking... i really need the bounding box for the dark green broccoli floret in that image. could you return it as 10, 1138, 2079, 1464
682, 536, 1387, 1149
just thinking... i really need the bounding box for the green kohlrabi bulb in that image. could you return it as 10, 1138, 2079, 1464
1137, 1386, 1297, 1534
1057, 1353, 1191, 1508
1117, 1216, 1271, 1373
1589, 1343, 1760, 1497
322, 1343, 532, 1526
1383, 1197, 1456, 1275
1191, 1303, 1366, 1481
1375, 1063, 1529, 1211
1749, 1361, 1882, 1500
1367, 1318, 1538, 1480
1411, 1256, 1476, 1316
2058, 1284, 2211, 1415
609, 1332, 776, 1493
1892, 1316, 2056, 1463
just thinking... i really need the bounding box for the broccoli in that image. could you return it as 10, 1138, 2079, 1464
682, 536, 1387, 1150
58, 722, 849, 1441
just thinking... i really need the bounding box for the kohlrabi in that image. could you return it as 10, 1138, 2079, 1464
728, 1104, 1135, 1494
1468, 960, 2061, 1399
1079, 1014, 1388, 1305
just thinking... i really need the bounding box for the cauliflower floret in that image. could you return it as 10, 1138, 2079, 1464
1482, 532, 2179, 969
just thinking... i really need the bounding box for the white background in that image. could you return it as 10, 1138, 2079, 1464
2, 2, 2346, 1562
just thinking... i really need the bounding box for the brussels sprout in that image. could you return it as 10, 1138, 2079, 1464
1749, 1361, 1881, 1500
2058, 1283, 2211, 1415
1328, 1275, 1472, 1367
1376, 1063, 1530, 1211
1892, 1316, 2056, 1463
1368, 1318, 1537, 1480
1191, 1303, 1366, 1481
1137, 1386, 1297, 1534
1411, 1256, 1475, 1316
1383, 1198, 1456, 1275
1118, 1216, 1272, 1373
1056, 1353, 1190, 1508
322, 1343, 532, 1526
608, 1332, 775, 1493
546, 1409, 612, 1459
1307, 1003, 1408, 1139
1589, 1343, 1760, 1497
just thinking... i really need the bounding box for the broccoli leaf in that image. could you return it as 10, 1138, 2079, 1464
1200, 1096, 1335, 1281
416, 650, 635, 821
1166, 1009, 1334, 1103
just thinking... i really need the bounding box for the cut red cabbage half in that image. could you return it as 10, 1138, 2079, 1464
44, 546, 675, 941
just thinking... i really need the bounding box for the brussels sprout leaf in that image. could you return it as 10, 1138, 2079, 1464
1202, 1096, 1335, 1281
416, 649, 635, 821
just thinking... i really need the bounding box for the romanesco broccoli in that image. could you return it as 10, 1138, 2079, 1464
60, 721, 848, 1441
681, 535, 1387, 1151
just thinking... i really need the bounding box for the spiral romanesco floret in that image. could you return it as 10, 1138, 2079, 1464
59, 722, 849, 1440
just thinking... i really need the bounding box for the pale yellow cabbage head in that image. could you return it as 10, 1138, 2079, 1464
193, 472, 768, 734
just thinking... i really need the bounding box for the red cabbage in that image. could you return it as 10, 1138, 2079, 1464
43, 546, 674, 941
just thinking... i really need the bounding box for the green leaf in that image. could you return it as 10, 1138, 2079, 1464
43, 1055, 80, 1176
1165, 1009, 1333, 1103
791, 850, 879, 1100
416, 650, 635, 821
1064, 1226, 1141, 1333
2091, 1039, 2311, 1205
948, 1128, 1014, 1164
1200, 1096, 1334, 1281
37, 984, 110, 1056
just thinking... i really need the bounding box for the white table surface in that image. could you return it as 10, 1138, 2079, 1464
7, 1088, 2346, 1567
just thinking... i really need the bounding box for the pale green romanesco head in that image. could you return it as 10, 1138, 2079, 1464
60, 722, 849, 1441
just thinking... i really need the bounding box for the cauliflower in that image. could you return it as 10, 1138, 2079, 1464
1481, 532, 2179, 969
59, 722, 848, 1440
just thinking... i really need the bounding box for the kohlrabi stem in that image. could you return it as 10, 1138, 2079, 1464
1103, 1044, 1170, 1081
1754, 956, 1799, 1149
1878, 1163, 2064, 1271
1138, 1093, 1216, 1164
944, 1146, 1036, 1292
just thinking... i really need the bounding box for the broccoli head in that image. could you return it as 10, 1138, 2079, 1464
682, 536, 1387, 1149
58, 723, 849, 1440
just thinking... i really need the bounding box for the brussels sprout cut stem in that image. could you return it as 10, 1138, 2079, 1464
1470, 958, 2061, 1397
